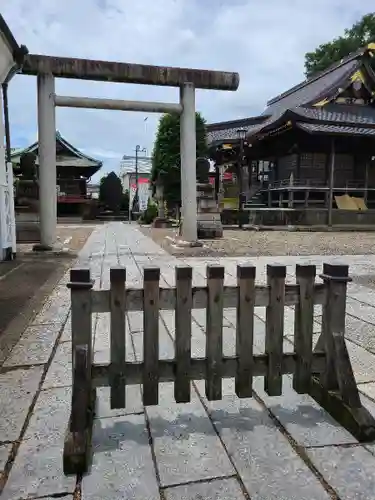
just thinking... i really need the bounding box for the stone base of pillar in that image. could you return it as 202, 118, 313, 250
197, 183, 223, 239
152, 217, 170, 228
32, 243, 53, 252
171, 237, 203, 248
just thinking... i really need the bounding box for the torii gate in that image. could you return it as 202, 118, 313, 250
1, 14, 239, 251
22, 56, 239, 249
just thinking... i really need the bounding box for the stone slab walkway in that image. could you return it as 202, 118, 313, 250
2, 223, 375, 498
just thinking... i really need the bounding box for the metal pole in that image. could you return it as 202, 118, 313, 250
328, 138, 335, 227
180, 82, 197, 243
238, 138, 244, 228
36, 73, 57, 250
135, 145, 139, 196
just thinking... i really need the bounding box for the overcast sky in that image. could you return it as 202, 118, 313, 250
2, 0, 374, 181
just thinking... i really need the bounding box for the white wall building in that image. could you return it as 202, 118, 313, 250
120, 155, 152, 211
0, 15, 28, 260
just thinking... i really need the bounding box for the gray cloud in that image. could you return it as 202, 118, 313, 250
2, 0, 374, 179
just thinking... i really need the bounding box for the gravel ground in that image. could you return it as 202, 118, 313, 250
17, 224, 94, 255
139, 226, 375, 257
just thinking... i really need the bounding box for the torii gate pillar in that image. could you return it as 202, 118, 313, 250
180, 83, 197, 243
35, 73, 56, 250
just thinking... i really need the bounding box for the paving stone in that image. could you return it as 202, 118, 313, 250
2, 443, 75, 500
95, 386, 143, 418
0, 366, 43, 442
2, 388, 74, 499
31, 286, 70, 325
253, 376, 357, 447
358, 382, 375, 403
146, 383, 234, 487
23, 387, 71, 445
345, 315, 375, 354
81, 413, 159, 500
346, 298, 375, 325
164, 477, 246, 500
0, 444, 11, 472
307, 445, 375, 500
197, 379, 330, 500
345, 340, 375, 383
43, 342, 71, 389
59, 313, 71, 342
3, 324, 60, 367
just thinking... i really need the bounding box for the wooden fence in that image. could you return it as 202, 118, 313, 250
63, 263, 375, 475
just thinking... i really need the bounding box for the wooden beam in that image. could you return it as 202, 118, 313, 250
328, 139, 335, 226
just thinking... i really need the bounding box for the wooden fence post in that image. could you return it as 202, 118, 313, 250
175, 266, 193, 403
63, 268, 94, 475
265, 264, 286, 396
235, 264, 255, 398
143, 267, 160, 406
110, 267, 126, 409
293, 264, 316, 394
318, 263, 349, 390
206, 265, 224, 401
310, 263, 375, 442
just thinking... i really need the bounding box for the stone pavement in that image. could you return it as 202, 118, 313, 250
2, 222, 375, 498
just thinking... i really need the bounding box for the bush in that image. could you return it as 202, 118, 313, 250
139, 199, 158, 224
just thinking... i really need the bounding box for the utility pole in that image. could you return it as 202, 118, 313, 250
132, 145, 146, 216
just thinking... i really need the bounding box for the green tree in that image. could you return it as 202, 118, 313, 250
151, 112, 207, 207
99, 171, 123, 213
304, 13, 375, 78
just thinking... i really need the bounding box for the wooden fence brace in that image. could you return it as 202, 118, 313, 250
110, 267, 126, 409
63, 268, 95, 475
143, 267, 160, 406
309, 263, 375, 442
235, 264, 256, 398
175, 266, 193, 403
265, 264, 286, 396
206, 265, 224, 401
293, 264, 316, 394
317, 263, 346, 390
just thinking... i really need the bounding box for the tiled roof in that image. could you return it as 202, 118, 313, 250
296, 122, 375, 136
293, 104, 375, 126
207, 116, 268, 144
10, 131, 102, 170
263, 48, 366, 115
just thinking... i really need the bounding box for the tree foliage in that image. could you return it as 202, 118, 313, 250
99, 171, 123, 213
151, 112, 208, 207
304, 13, 375, 78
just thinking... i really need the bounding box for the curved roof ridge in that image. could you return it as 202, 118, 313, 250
267, 46, 368, 107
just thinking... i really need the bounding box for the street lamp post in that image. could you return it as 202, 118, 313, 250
236, 128, 247, 228
132, 144, 146, 217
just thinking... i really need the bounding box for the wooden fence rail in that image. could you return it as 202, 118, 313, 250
63, 263, 375, 475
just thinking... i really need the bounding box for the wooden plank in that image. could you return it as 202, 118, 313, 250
293, 264, 316, 394
70, 345, 90, 432
92, 351, 327, 387
205, 265, 224, 401
264, 264, 285, 396
235, 264, 255, 398
143, 267, 160, 406
174, 266, 192, 403
67, 268, 94, 432
91, 282, 327, 313
318, 263, 348, 390
332, 332, 361, 408
110, 267, 126, 409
